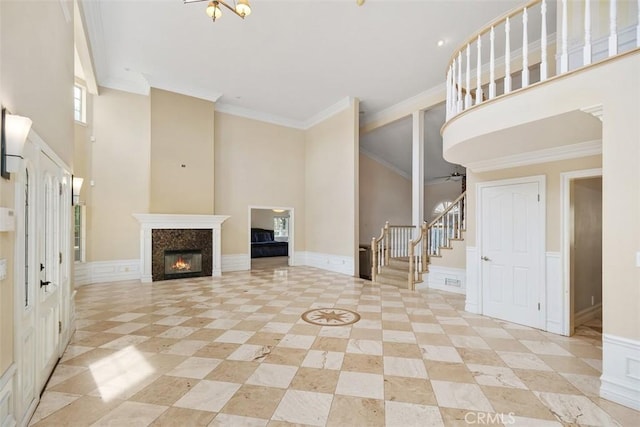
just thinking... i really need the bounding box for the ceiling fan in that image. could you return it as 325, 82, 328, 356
429, 170, 466, 184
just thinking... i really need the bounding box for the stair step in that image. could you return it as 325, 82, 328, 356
380, 265, 409, 278
389, 258, 410, 268
375, 273, 408, 289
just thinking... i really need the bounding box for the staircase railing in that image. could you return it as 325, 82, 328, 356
427, 192, 466, 258
408, 222, 428, 291
371, 222, 416, 281
446, 0, 640, 122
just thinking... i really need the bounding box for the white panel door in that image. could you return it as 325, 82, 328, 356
37, 152, 62, 390
481, 181, 541, 328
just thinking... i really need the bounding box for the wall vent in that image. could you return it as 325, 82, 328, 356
445, 277, 461, 287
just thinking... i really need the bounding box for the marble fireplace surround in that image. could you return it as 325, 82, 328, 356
133, 214, 230, 283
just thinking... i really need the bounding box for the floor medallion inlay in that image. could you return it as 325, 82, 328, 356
301, 308, 361, 326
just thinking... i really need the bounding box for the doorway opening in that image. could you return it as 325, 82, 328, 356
562, 171, 603, 336
249, 206, 294, 270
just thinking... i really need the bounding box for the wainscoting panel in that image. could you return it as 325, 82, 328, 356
545, 252, 564, 335
74, 260, 140, 286
222, 254, 251, 272
601, 334, 640, 411
465, 246, 480, 313
303, 252, 354, 276
426, 266, 466, 295
0, 364, 16, 427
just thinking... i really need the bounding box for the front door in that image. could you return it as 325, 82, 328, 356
36, 152, 62, 389
480, 181, 542, 328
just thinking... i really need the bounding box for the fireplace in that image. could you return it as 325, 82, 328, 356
133, 214, 230, 283
151, 229, 213, 281
164, 249, 203, 280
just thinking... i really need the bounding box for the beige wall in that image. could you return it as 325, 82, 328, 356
359, 152, 411, 244
0, 0, 73, 373
305, 102, 359, 262
89, 88, 150, 261
214, 112, 305, 255
572, 177, 602, 313
465, 155, 602, 250
599, 54, 640, 341
150, 88, 214, 214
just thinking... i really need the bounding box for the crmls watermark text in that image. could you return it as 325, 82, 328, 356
464, 412, 516, 424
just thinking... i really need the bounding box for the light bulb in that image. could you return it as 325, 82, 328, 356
206, 1, 222, 19
235, 0, 251, 17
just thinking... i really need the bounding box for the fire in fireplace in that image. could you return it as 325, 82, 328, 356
164, 249, 203, 279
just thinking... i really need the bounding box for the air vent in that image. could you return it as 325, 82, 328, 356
445, 278, 461, 287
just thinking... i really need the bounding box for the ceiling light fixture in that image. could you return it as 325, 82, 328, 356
185, 0, 251, 22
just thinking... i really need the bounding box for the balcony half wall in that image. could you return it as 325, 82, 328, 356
442, 49, 639, 170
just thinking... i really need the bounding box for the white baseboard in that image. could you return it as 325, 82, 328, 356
575, 303, 602, 327
426, 265, 466, 295
601, 334, 640, 411
290, 251, 307, 267
302, 251, 354, 276
0, 364, 16, 427
74, 259, 140, 286
222, 254, 250, 272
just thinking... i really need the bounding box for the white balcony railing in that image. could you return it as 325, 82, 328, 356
446, 0, 640, 122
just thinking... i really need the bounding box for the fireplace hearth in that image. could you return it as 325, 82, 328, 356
164, 249, 203, 280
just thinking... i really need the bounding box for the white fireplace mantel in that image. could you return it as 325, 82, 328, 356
133, 214, 230, 282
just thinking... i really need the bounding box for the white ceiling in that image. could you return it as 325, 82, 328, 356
81, 0, 527, 128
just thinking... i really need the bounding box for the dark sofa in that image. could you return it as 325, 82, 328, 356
250, 228, 288, 258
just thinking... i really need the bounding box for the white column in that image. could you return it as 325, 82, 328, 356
637, 0, 640, 48
541, 0, 548, 81
457, 52, 463, 112
489, 26, 496, 98
609, 0, 618, 56
560, 0, 569, 73
412, 111, 424, 233
465, 44, 472, 109
522, 7, 530, 88
476, 34, 483, 104
584, 0, 592, 65
505, 18, 512, 94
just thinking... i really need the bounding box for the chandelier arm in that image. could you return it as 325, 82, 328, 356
217, 0, 246, 18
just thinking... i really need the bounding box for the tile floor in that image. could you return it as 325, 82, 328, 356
30, 266, 638, 426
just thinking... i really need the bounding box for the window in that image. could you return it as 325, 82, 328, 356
273, 216, 289, 241
433, 200, 459, 217
74, 84, 86, 123
74, 204, 86, 262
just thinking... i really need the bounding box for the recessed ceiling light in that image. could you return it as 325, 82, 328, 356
437, 40, 445, 47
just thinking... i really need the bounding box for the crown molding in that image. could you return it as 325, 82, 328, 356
467, 139, 602, 173
303, 97, 355, 129
360, 84, 446, 132
101, 75, 150, 97
359, 147, 411, 181
581, 104, 604, 121
148, 80, 222, 104
216, 96, 355, 130
215, 103, 306, 129
80, 0, 108, 84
